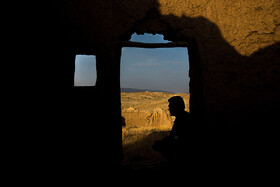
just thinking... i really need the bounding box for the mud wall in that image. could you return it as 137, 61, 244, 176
43, 0, 280, 172
54, 0, 280, 130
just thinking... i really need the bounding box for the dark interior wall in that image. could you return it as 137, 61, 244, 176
39, 0, 280, 173
25, 1, 124, 175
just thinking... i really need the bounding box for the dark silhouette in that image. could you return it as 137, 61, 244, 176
152, 96, 191, 165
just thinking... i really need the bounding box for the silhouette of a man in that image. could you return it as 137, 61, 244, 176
152, 96, 191, 162
168, 96, 191, 139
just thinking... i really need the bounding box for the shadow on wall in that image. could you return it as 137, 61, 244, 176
182, 16, 280, 131
122, 2, 280, 131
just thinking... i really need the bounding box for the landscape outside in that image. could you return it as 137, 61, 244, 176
120, 34, 190, 168
121, 33, 190, 93
121, 91, 190, 168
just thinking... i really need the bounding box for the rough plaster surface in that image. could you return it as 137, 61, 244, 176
59, 0, 280, 53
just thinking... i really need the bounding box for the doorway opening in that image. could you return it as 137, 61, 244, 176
74, 55, 96, 87
120, 33, 190, 167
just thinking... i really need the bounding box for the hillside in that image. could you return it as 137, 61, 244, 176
121, 91, 190, 129
121, 88, 173, 93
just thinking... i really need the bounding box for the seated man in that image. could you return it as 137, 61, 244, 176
152, 96, 192, 162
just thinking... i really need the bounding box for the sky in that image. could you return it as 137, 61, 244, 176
75, 33, 189, 93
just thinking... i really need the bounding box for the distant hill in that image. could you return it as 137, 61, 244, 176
121, 88, 173, 93
121, 91, 190, 128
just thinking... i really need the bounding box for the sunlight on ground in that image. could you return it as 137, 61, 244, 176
121, 126, 171, 168
121, 92, 189, 169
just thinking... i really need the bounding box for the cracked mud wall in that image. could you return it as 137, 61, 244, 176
60, 0, 279, 53
156, 0, 280, 55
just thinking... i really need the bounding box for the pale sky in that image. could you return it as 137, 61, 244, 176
75, 33, 190, 93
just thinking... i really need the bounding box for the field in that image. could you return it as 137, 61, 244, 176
121, 92, 190, 170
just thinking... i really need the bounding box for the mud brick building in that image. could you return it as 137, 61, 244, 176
35, 0, 280, 174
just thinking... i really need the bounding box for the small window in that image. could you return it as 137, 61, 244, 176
74, 55, 96, 86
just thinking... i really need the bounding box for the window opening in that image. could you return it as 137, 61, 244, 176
74, 55, 96, 86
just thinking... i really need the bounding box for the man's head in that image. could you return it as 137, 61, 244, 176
168, 96, 185, 116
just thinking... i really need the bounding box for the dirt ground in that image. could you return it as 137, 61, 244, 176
120, 92, 189, 171
121, 127, 170, 171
